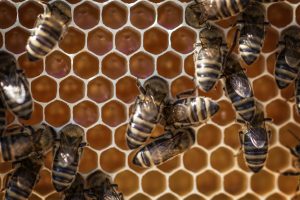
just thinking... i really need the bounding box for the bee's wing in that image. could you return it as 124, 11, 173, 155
285, 47, 300, 68
248, 127, 267, 148
229, 74, 252, 98
199, 46, 222, 60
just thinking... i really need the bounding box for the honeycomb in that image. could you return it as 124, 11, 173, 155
0, 0, 300, 199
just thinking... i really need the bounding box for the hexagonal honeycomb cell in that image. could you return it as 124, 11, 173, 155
2, 1, 300, 200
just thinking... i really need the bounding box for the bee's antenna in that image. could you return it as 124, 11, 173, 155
288, 129, 300, 142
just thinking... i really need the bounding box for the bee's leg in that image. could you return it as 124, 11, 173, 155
136, 78, 146, 95
234, 131, 244, 157
236, 118, 246, 124
268, 130, 272, 140
176, 88, 196, 99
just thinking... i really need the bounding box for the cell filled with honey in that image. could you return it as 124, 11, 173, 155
87, 76, 113, 103
196, 170, 221, 196
18, 1, 43, 29
171, 27, 196, 54
100, 147, 126, 173
74, 1, 99, 29
169, 170, 193, 196
18, 53, 43, 78
5, 27, 30, 54
73, 100, 99, 128
102, 52, 127, 79
116, 27, 141, 55
142, 171, 166, 196
129, 52, 154, 78
31, 76, 57, 102
183, 147, 208, 173
144, 28, 168, 54
158, 2, 183, 29
102, 2, 127, 29
45, 51, 71, 78
101, 100, 127, 127
115, 170, 139, 196
130, 2, 155, 29
224, 170, 248, 195
87, 27, 113, 56
59, 27, 85, 54
74, 51, 99, 79
59, 76, 85, 103
157, 51, 182, 79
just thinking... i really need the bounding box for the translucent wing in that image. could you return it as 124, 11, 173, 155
247, 127, 267, 148
230, 74, 252, 98
199, 47, 221, 60
285, 47, 300, 68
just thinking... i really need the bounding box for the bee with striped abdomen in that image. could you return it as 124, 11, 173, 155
126, 76, 169, 150
63, 173, 86, 200
237, 2, 267, 65
4, 156, 43, 200
132, 127, 195, 168
185, 0, 252, 28
85, 170, 124, 200
224, 53, 256, 122
26, 1, 71, 61
194, 24, 225, 92
0, 123, 56, 162
0, 51, 32, 120
238, 104, 271, 173
52, 124, 85, 192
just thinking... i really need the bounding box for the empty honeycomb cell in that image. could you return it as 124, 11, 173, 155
251, 170, 275, 195
238, 193, 259, 200
73, 100, 99, 128
266, 193, 286, 200
74, 2, 99, 29
157, 193, 179, 200
171, 27, 196, 54
59, 27, 85, 54
130, 193, 151, 200
130, 2, 155, 29
102, 52, 127, 79
157, 51, 182, 79
211, 147, 234, 173
212, 100, 236, 126
87, 27, 113, 56
278, 175, 298, 194
197, 124, 222, 150
31, 76, 57, 102
158, 2, 182, 29
102, 100, 127, 127
279, 123, 300, 149
19, 102, 43, 125
116, 27, 141, 55
59, 76, 85, 103
266, 147, 290, 172
183, 147, 208, 172
224, 170, 247, 195
184, 54, 194, 77
184, 194, 205, 200
18, 1, 43, 29
114, 170, 139, 196
5, 27, 30, 54
169, 170, 193, 196
78, 147, 98, 173
196, 170, 221, 196
224, 123, 242, 150
102, 2, 127, 29
87, 76, 113, 103
266, 99, 290, 125
45, 100, 70, 127
87, 124, 112, 150
171, 76, 195, 98
115, 124, 129, 150
34, 170, 54, 195
74, 51, 99, 79
262, 26, 280, 53
18, 53, 43, 78
128, 150, 147, 174
100, 147, 125, 173
142, 170, 166, 196
45, 193, 61, 200
157, 156, 181, 173
129, 52, 154, 78
266, 53, 276, 75
253, 75, 278, 102
116, 76, 139, 103
44, 151, 53, 170
267, 2, 293, 28
144, 28, 168, 55
211, 193, 232, 200
198, 80, 224, 100
280, 83, 294, 100
0, 1, 16, 28
243, 55, 265, 78
45, 50, 71, 78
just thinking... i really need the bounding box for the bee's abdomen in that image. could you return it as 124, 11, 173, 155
52, 161, 78, 192
126, 113, 156, 149
6, 181, 32, 200
216, 0, 251, 19
26, 16, 63, 61
196, 60, 222, 92
275, 54, 298, 89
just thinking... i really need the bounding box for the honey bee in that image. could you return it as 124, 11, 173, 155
275, 49, 298, 89
238, 104, 271, 173
126, 76, 169, 150
0, 99, 6, 135
296, 78, 300, 114
0, 123, 56, 162
63, 173, 86, 200
52, 124, 85, 192
237, 2, 266, 65
185, 0, 251, 28
0, 51, 33, 120
194, 24, 225, 92
133, 127, 195, 168
85, 170, 124, 200
4, 156, 43, 200
224, 53, 256, 122
26, 1, 71, 61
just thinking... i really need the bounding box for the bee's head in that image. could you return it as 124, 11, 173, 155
48, 1, 71, 24
185, 2, 208, 28
143, 76, 169, 104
